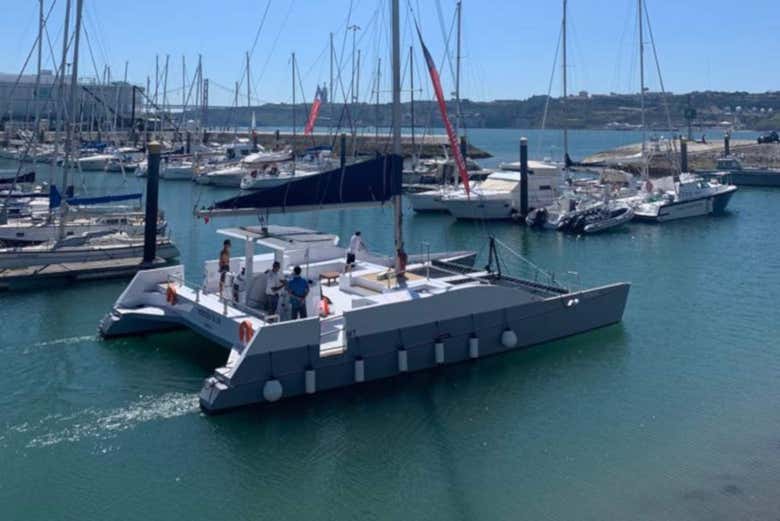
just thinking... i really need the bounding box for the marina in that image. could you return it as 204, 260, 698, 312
2, 0, 780, 519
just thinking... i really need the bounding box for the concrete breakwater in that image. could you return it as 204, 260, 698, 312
584, 139, 780, 176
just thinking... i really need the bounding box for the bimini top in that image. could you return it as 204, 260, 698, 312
203, 154, 402, 216
218, 225, 340, 251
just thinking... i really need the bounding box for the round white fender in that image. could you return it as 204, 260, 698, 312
469, 336, 480, 359
305, 369, 316, 395
434, 341, 445, 364
354, 358, 365, 383
398, 349, 408, 372
262, 379, 283, 402
501, 329, 518, 349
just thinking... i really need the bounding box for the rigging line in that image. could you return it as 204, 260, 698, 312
433, 0, 455, 83
537, 24, 563, 158
643, 1, 675, 138
1, 0, 60, 118
254, 0, 296, 89
234, 0, 273, 98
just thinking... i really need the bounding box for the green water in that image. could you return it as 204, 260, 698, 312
2, 129, 780, 520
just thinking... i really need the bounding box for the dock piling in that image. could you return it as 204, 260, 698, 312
142, 142, 161, 267
680, 137, 689, 173
724, 132, 731, 157
519, 137, 529, 218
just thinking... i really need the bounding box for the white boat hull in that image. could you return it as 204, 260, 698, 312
443, 197, 514, 220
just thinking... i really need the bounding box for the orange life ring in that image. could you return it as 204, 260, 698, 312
239, 320, 254, 344
166, 284, 177, 305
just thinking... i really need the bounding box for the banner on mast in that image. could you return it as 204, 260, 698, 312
415, 25, 470, 196
304, 87, 323, 136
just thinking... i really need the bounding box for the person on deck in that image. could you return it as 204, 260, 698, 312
287, 266, 310, 320
218, 239, 231, 296
345, 231, 365, 272
265, 261, 285, 314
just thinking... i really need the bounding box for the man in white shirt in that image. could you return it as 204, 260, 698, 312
345, 231, 364, 272
265, 261, 285, 314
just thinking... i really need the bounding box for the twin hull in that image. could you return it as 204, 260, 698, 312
100, 266, 630, 413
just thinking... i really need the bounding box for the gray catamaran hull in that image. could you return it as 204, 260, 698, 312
101, 279, 628, 413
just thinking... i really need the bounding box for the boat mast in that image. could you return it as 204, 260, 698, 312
375, 57, 381, 143
329, 32, 334, 132
455, 0, 462, 140
33, 0, 44, 131
639, 0, 647, 179
391, 0, 402, 269
57, 0, 71, 162
292, 51, 296, 173
60, 0, 84, 241
246, 51, 251, 108
410, 45, 415, 167
562, 0, 569, 166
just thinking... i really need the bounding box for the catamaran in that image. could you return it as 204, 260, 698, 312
99, 0, 630, 414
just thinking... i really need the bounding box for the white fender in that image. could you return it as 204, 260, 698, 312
469, 336, 480, 359
305, 369, 316, 395
501, 329, 518, 349
262, 379, 283, 402
434, 341, 445, 364
398, 349, 408, 372
354, 358, 365, 382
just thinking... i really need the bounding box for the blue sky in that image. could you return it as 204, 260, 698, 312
4, 0, 780, 106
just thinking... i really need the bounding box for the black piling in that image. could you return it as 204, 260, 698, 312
520, 137, 529, 218
460, 135, 468, 159
142, 142, 161, 266
680, 137, 689, 173
185, 131, 191, 154
724, 132, 731, 157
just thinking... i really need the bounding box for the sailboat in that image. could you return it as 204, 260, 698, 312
99, 0, 630, 414
623, 0, 737, 222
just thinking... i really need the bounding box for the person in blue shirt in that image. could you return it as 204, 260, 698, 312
287, 265, 310, 319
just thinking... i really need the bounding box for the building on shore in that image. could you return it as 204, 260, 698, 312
0, 70, 143, 131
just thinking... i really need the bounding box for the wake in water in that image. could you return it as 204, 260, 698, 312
0, 335, 98, 356
3, 392, 200, 449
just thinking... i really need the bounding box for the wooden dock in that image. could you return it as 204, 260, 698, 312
0, 256, 169, 291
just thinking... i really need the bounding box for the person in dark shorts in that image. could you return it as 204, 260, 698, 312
345, 231, 363, 272
218, 239, 231, 296
287, 266, 310, 319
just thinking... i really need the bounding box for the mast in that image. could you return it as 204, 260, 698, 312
57, 0, 72, 159
246, 51, 251, 108
60, 0, 84, 240
391, 0, 402, 267
639, 0, 647, 178
410, 45, 415, 162
181, 55, 186, 122
329, 32, 334, 131
562, 0, 569, 165
455, 0, 462, 139
375, 57, 381, 143
292, 51, 296, 173
33, 0, 44, 130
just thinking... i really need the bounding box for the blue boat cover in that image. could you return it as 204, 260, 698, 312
212, 154, 402, 213
49, 185, 141, 208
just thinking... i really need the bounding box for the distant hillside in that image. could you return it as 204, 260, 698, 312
193, 91, 780, 132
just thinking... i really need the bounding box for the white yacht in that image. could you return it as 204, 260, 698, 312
440, 162, 561, 220
628, 174, 737, 223
77, 153, 115, 171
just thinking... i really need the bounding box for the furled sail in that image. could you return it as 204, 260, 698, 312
205, 154, 402, 215
416, 25, 470, 196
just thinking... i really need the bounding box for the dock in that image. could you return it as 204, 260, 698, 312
0, 256, 169, 291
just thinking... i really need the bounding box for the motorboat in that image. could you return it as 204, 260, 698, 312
628, 173, 737, 223
440, 162, 561, 220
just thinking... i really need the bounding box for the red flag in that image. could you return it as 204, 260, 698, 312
415, 26, 470, 197
304, 87, 323, 136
